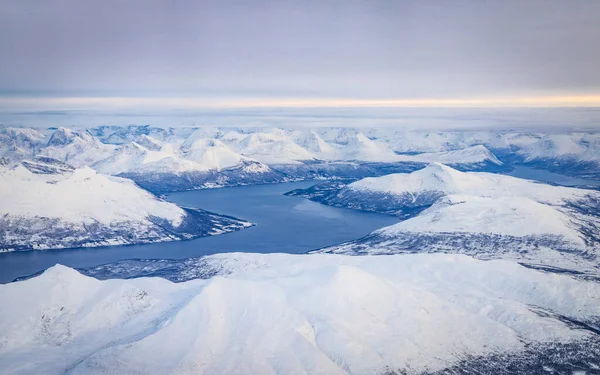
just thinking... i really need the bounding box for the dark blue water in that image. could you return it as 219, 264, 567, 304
0, 181, 399, 283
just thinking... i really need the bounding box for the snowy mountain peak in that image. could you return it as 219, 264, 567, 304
182, 137, 251, 171
333, 131, 401, 162
135, 135, 163, 151
234, 132, 315, 164
413, 162, 464, 182
42, 264, 91, 282
457, 144, 503, 165
290, 129, 335, 155
47, 127, 94, 147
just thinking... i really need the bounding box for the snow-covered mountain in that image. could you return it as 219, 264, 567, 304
514, 134, 600, 179
181, 137, 253, 171
92, 142, 206, 175
0, 161, 251, 251
291, 164, 600, 273
88, 125, 175, 145
231, 131, 317, 164
36, 127, 284, 192
0, 127, 47, 161
4, 125, 599, 191
289, 129, 337, 158
392, 145, 503, 168
331, 132, 401, 162
37, 127, 117, 168
2, 252, 599, 374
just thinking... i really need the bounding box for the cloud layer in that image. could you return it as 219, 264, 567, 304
1, 0, 599, 100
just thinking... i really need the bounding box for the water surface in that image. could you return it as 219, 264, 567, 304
0, 181, 398, 283
505, 166, 600, 187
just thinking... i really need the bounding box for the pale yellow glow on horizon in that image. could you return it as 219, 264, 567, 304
1, 95, 600, 110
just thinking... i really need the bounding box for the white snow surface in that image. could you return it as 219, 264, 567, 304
345, 164, 600, 245
0, 164, 184, 226
518, 134, 589, 161
92, 142, 207, 174
382, 195, 585, 245
37, 128, 117, 168
181, 137, 252, 170
395, 145, 503, 165
0, 127, 47, 158
317, 131, 398, 162
349, 163, 589, 205
231, 132, 317, 164
7, 126, 524, 174
1, 252, 599, 375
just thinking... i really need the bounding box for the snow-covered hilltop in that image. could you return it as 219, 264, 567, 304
1, 253, 599, 374
0, 160, 251, 251
292, 164, 600, 274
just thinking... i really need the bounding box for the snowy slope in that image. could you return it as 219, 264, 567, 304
92, 142, 207, 175
0, 127, 47, 160
514, 134, 600, 179
19, 126, 600, 187
232, 132, 316, 164
369, 130, 542, 154
384, 195, 582, 242
57, 127, 282, 191
332, 132, 401, 162
89, 125, 175, 145
518, 134, 588, 161
1, 253, 599, 375
0, 164, 251, 251
38, 128, 117, 167
347, 163, 588, 204
395, 145, 503, 166
181, 137, 254, 171
288, 129, 337, 159
295, 164, 600, 272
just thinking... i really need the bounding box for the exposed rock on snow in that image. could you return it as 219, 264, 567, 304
38, 128, 117, 168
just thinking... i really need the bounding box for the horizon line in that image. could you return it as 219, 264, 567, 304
1, 95, 600, 110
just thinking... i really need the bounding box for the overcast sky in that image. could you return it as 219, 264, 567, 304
1, 0, 599, 108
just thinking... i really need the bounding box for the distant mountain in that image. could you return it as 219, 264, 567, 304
332, 132, 402, 162
4, 125, 599, 191
232, 131, 317, 164
395, 145, 503, 167
38, 127, 117, 167
181, 137, 255, 171
88, 125, 175, 145
0, 162, 251, 251
516, 134, 600, 180
293, 164, 600, 274
0, 127, 47, 161
46, 128, 287, 193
